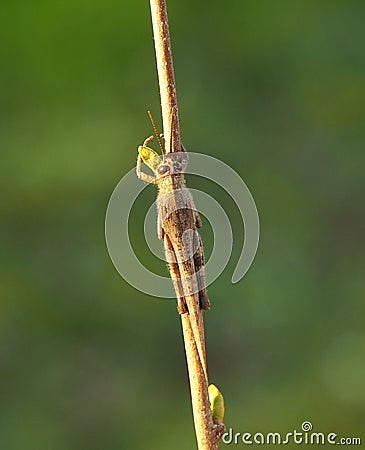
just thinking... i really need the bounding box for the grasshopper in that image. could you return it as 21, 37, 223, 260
136, 111, 210, 378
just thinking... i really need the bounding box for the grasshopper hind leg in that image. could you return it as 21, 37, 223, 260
199, 288, 210, 311
193, 232, 211, 310
164, 235, 188, 314
195, 210, 202, 228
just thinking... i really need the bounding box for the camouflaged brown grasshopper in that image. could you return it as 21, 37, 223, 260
136, 111, 210, 377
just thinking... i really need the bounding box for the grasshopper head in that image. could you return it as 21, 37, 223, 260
155, 152, 189, 178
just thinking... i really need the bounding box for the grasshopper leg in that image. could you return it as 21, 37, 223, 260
136, 154, 157, 184
193, 232, 210, 310
195, 210, 202, 228
164, 235, 187, 314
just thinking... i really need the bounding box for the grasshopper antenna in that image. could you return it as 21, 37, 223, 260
147, 110, 165, 154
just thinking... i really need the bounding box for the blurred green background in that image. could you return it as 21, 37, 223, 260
1, 1, 364, 449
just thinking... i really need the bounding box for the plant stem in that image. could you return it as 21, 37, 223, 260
149, 1, 222, 449
181, 314, 219, 450
149, 0, 180, 153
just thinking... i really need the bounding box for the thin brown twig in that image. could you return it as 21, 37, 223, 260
149, 1, 222, 449
149, 0, 181, 153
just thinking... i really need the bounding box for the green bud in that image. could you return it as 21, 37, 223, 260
208, 384, 225, 424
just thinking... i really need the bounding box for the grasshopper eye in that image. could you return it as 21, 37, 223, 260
174, 161, 182, 172
181, 155, 188, 167
157, 164, 170, 175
